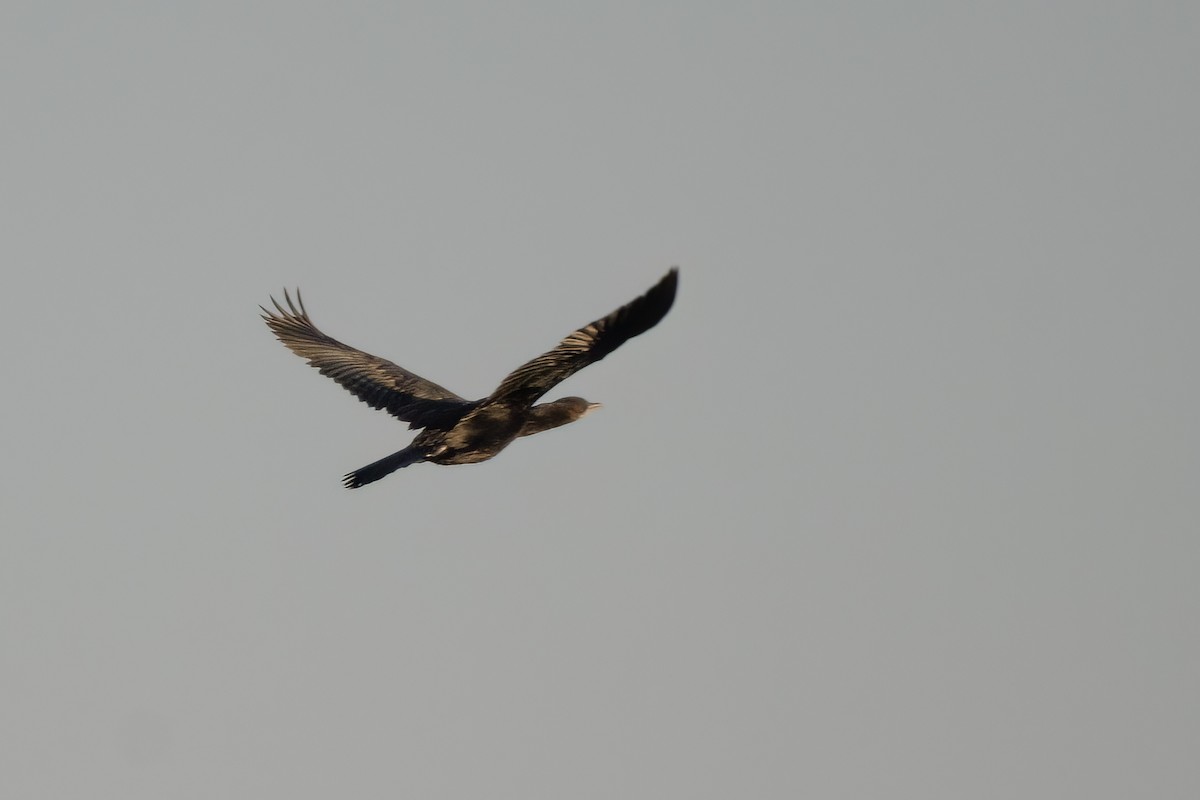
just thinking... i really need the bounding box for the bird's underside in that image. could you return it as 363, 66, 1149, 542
262, 268, 678, 488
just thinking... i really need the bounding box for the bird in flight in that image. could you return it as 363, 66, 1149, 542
262, 268, 678, 488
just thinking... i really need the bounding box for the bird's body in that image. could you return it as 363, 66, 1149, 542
262, 269, 677, 488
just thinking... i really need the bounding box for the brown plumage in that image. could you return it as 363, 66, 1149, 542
261, 268, 678, 488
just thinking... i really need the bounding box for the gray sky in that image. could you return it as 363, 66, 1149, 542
3, 2, 1198, 798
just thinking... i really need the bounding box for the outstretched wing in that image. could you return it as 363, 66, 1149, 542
488, 268, 678, 406
261, 289, 473, 430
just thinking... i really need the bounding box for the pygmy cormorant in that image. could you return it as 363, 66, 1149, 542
262, 268, 678, 488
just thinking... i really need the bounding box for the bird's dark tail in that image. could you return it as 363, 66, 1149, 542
343, 446, 425, 489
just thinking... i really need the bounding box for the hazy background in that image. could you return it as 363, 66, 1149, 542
3, 2, 1197, 797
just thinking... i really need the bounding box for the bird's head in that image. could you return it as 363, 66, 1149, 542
562, 396, 604, 417
519, 396, 603, 437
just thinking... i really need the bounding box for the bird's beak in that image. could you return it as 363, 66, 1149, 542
586, 402, 603, 415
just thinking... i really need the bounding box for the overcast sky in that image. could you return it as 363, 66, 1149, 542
3, 2, 1198, 798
